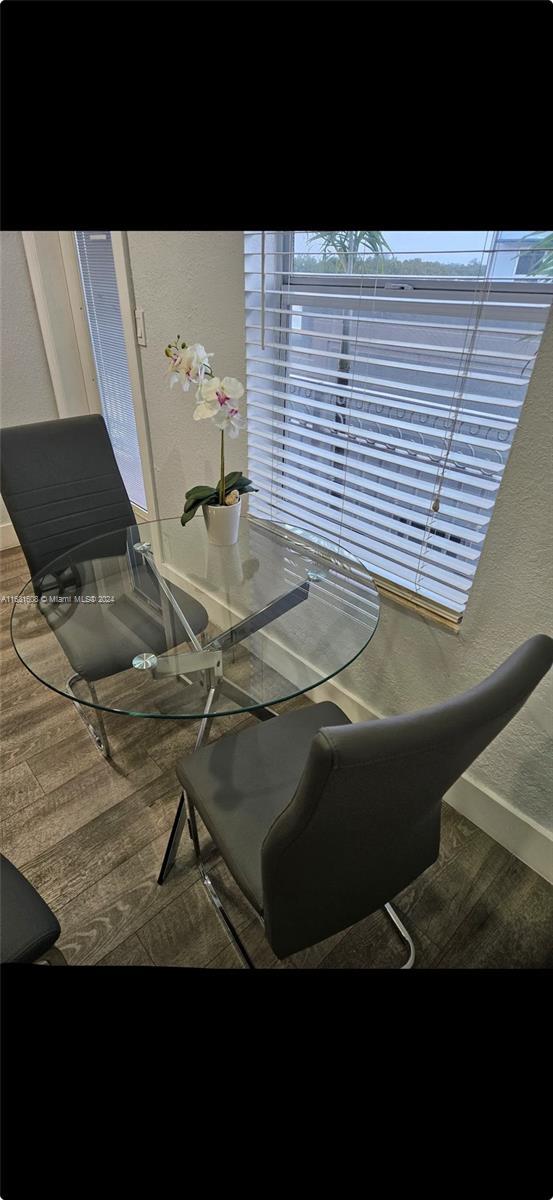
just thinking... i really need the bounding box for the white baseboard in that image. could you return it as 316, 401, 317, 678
0, 521, 19, 551
443, 774, 553, 885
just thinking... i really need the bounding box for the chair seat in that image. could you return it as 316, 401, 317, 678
0, 855, 61, 964
41, 574, 209, 682
177, 701, 350, 911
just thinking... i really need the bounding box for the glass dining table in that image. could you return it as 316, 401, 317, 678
10, 515, 380, 769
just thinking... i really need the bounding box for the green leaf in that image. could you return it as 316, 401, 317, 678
183, 496, 216, 517
223, 470, 244, 489
215, 471, 257, 495
181, 507, 198, 526
184, 485, 218, 508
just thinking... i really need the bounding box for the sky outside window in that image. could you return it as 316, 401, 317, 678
292, 231, 552, 277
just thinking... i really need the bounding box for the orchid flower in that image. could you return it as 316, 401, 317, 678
193, 376, 244, 422
212, 402, 244, 438
186, 343, 213, 383
167, 343, 213, 391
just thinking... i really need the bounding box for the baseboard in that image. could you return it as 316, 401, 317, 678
0, 521, 20, 551
161, 555, 553, 885
443, 773, 553, 884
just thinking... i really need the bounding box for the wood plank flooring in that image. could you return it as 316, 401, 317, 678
1, 544, 552, 969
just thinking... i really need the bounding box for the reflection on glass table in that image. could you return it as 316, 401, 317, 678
10, 515, 380, 760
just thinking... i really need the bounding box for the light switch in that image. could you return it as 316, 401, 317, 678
135, 307, 146, 346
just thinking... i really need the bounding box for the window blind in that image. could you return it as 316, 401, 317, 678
244, 232, 553, 619
75, 231, 147, 510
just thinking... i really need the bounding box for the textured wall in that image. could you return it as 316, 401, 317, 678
0, 232, 58, 524
126, 231, 247, 520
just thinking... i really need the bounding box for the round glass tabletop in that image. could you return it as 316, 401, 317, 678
10, 515, 380, 719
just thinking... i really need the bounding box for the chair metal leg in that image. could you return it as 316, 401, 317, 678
199, 862, 255, 970
157, 792, 188, 884
36, 946, 67, 966
158, 786, 255, 967
384, 902, 416, 969
157, 685, 216, 884
186, 794, 255, 969
67, 673, 112, 760
185, 790, 202, 861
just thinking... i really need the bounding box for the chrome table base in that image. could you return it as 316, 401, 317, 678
65, 663, 276, 766
64, 570, 305, 765
66, 673, 112, 759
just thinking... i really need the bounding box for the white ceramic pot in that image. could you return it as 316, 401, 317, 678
202, 496, 241, 546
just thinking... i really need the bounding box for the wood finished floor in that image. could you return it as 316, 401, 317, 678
1, 544, 552, 970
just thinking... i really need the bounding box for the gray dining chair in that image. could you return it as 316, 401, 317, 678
1, 415, 208, 757
0, 854, 66, 965
158, 634, 553, 968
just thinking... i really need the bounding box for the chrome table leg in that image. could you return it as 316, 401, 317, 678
67, 673, 112, 760
217, 675, 278, 721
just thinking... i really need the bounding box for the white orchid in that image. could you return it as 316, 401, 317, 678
193, 376, 245, 422
169, 366, 190, 391
165, 333, 251, 511
186, 343, 213, 383
167, 343, 213, 391
212, 402, 244, 438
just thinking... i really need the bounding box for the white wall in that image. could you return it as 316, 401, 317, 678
0, 231, 58, 539
126, 231, 247, 519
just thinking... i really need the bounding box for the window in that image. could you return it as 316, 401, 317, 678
244, 232, 553, 620
75, 231, 147, 510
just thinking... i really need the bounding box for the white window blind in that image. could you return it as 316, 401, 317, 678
75, 231, 147, 510
244, 231, 553, 619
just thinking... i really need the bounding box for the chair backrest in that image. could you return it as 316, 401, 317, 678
262, 634, 553, 959
0, 415, 135, 577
